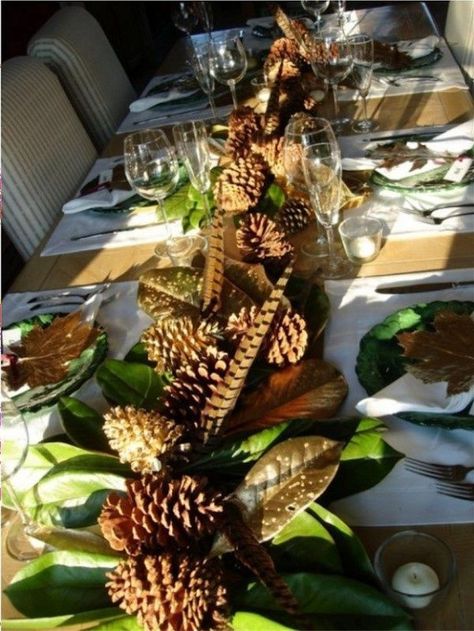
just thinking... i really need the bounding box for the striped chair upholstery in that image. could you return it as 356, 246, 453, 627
2, 57, 97, 260
445, 0, 474, 91
28, 6, 136, 150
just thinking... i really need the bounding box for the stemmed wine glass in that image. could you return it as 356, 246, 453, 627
189, 43, 218, 119
193, 1, 213, 40
349, 34, 377, 132
173, 120, 212, 227
301, 0, 330, 33
172, 2, 198, 39
333, 0, 347, 26
302, 139, 352, 278
209, 33, 247, 109
309, 28, 353, 134
124, 129, 183, 253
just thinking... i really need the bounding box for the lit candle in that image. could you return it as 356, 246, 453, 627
391, 562, 440, 609
257, 87, 271, 103
348, 235, 376, 261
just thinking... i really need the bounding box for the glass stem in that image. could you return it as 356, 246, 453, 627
228, 80, 238, 109
157, 198, 171, 239
326, 225, 337, 260
332, 84, 340, 119
209, 93, 217, 118
361, 93, 369, 122
201, 189, 212, 226
4, 479, 31, 527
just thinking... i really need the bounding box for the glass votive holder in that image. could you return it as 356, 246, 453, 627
338, 216, 383, 264
250, 72, 271, 105
155, 235, 207, 267
374, 530, 456, 615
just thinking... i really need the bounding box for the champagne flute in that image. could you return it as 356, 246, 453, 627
302, 141, 352, 278
173, 120, 212, 226
188, 43, 218, 118
209, 33, 247, 109
309, 28, 353, 134
301, 0, 330, 33
350, 34, 378, 133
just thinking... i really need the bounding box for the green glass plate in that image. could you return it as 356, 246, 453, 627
375, 47, 443, 74
5, 314, 108, 414
356, 300, 474, 429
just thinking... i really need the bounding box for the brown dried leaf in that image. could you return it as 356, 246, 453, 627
8, 312, 99, 389
398, 310, 474, 396
226, 359, 348, 435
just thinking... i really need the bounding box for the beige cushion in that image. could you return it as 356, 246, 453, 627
28, 6, 136, 150
445, 0, 474, 87
2, 57, 97, 260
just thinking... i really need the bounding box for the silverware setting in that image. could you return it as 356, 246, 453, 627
27, 282, 111, 305
436, 481, 474, 501
26, 283, 112, 312
71, 222, 161, 241
374, 74, 440, 87
375, 279, 474, 294
405, 457, 474, 482
398, 202, 474, 224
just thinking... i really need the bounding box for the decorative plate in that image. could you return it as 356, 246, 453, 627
356, 300, 474, 429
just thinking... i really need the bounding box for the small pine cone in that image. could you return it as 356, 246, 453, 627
163, 346, 229, 431
141, 316, 220, 374
251, 136, 285, 179
263, 309, 308, 367
214, 155, 268, 215
225, 306, 258, 343
103, 406, 185, 473
107, 553, 229, 631
99, 473, 224, 555
275, 197, 314, 235
236, 213, 294, 263
225, 106, 261, 160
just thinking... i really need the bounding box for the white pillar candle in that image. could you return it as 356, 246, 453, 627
257, 87, 271, 103
348, 235, 376, 261
391, 562, 440, 609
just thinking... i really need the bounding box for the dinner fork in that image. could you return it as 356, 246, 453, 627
405, 457, 474, 482
436, 481, 474, 501
399, 202, 474, 218
27, 283, 111, 306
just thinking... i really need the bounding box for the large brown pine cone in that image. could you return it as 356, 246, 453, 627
141, 316, 220, 374
107, 553, 229, 631
251, 136, 285, 180
214, 155, 268, 215
236, 213, 294, 263
225, 106, 261, 160
275, 197, 314, 235
103, 406, 185, 473
99, 473, 224, 555
264, 38, 306, 81
163, 346, 229, 432
225, 306, 258, 343
263, 309, 308, 367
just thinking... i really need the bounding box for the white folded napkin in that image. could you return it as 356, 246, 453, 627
356, 373, 474, 417
396, 35, 440, 59
62, 187, 135, 214
129, 88, 199, 113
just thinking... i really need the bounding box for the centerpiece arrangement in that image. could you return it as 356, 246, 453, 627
3, 7, 413, 631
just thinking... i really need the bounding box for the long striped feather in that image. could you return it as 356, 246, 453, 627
202, 260, 294, 442
200, 203, 225, 313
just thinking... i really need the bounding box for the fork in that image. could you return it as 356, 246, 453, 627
27, 283, 111, 306
399, 202, 474, 218
436, 481, 474, 501
398, 209, 474, 225
405, 457, 474, 482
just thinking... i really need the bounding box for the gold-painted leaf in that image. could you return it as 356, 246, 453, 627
201, 205, 225, 312
26, 524, 116, 555
224, 259, 277, 306
211, 435, 342, 554
226, 359, 348, 435
202, 261, 294, 442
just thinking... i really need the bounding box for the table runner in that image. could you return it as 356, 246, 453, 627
324, 268, 474, 526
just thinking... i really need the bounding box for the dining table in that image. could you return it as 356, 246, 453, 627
2, 2, 474, 630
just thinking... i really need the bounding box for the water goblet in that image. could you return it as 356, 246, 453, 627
350, 34, 378, 132
209, 33, 247, 109
309, 28, 353, 134
173, 120, 212, 226
188, 43, 218, 118
301, 0, 330, 33
302, 140, 352, 278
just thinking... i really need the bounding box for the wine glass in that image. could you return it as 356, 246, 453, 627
301, 0, 330, 33
333, 0, 347, 26
302, 140, 352, 278
209, 33, 247, 109
173, 120, 212, 226
1, 391, 42, 560
124, 129, 182, 252
349, 34, 378, 133
193, 1, 213, 39
172, 2, 198, 37
188, 43, 218, 118
309, 28, 353, 134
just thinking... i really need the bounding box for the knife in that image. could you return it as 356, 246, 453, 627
376, 280, 474, 294
71, 222, 161, 241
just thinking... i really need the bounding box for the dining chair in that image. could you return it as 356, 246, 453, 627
27, 6, 136, 150
2, 57, 97, 260
445, 0, 474, 93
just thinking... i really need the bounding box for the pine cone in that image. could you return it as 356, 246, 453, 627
275, 197, 314, 235
107, 553, 229, 631
141, 316, 220, 374
163, 346, 229, 432
214, 155, 268, 215
236, 213, 294, 263
251, 136, 285, 180
103, 406, 185, 473
99, 473, 224, 555
263, 309, 308, 367
225, 306, 258, 343
225, 106, 261, 160
264, 38, 305, 82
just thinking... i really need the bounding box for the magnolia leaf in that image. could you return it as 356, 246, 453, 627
58, 397, 110, 452
2, 608, 123, 630
25, 523, 117, 556
224, 259, 283, 307
226, 359, 348, 435
7, 312, 100, 390
231, 612, 297, 631
211, 435, 342, 554
397, 310, 474, 395
201, 205, 225, 312
96, 359, 166, 409
202, 260, 293, 442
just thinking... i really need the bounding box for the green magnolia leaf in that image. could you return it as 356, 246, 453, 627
96, 359, 166, 409
227, 360, 348, 435
4, 550, 118, 618
58, 397, 110, 452
88, 615, 142, 630
2, 608, 123, 629
25, 523, 117, 556
231, 611, 297, 631
259, 181, 286, 216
